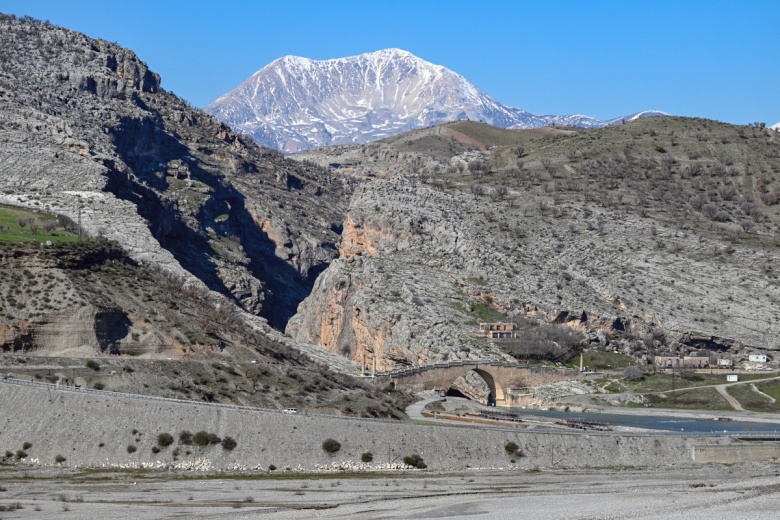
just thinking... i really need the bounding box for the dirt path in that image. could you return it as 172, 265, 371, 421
716, 384, 744, 411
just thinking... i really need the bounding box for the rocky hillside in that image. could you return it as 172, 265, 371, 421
288, 118, 780, 368
206, 48, 663, 152
0, 14, 421, 414
0, 14, 354, 333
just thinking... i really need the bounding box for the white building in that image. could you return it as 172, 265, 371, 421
748, 354, 768, 363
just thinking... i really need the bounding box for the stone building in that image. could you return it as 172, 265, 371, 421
479, 322, 517, 339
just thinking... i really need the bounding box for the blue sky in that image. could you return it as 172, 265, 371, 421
2, 1, 778, 125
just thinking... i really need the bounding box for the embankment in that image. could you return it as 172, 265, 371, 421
0, 381, 733, 472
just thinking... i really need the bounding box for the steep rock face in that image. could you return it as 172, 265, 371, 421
0, 15, 350, 332
288, 118, 780, 367
206, 48, 664, 152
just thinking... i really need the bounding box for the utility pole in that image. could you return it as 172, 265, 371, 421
76, 197, 82, 240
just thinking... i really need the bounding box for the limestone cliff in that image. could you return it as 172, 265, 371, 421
288, 119, 780, 368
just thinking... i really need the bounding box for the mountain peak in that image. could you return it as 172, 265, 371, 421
206, 50, 662, 152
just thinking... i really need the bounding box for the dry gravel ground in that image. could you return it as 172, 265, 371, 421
2, 382, 780, 518
0, 464, 779, 519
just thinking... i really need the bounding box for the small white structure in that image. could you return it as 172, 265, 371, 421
726, 374, 739, 382
717, 359, 732, 367
748, 354, 768, 363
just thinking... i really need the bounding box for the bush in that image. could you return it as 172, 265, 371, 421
193, 431, 211, 446
268, 464, 276, 471
157, 433, 174, 447
55, 454, 66, 463
85, 360, 100, 371
22, 442, 32, 450
403, 454, 426, 469
126, 445, 137, 454
622, 366, 644, 381
4, 451, 13, 458
178, 430, 193, 445
322, 438, 341, 454
221, 436, 237, 451
151, 446, 160, 454
15, 450, 27, 460
504, 441, 519, 455
361, 452, 373, 463
207, 433, 221, 445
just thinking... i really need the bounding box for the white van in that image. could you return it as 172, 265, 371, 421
283, 408, 298, 414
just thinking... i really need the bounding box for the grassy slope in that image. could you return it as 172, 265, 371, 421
0, 204, 78, 243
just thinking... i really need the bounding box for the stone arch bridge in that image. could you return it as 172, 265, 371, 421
373, 360, 581, 407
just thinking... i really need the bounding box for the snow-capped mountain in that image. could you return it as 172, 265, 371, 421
206, 49, 665, 152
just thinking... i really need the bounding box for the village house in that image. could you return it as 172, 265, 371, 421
479, 322, 517, 339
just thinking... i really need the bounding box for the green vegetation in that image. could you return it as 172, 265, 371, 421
156, 433, 174, 447
321, 438, 341, 454
0, 204, 79, 243
178, 430, 193, 445
268, 464, 277, 471
756, 381, 780, 402
467, 302, 506, 324
193, 431, 221, 447
126, 445, 137, 454
15, 450, 27, 460
566, 351, 634, 371
645, 387, 731, 410
85, 360, 100, 371
403, 454, 427, 469
504, 441, 520, 455
21, 442, 31, 450
54, 454, 66, 463
727, 384, 776, 412
221, 436, 237, 451
361, 452, 373, 463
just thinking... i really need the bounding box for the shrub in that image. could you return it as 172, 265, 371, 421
221, 436, 237, 451
126, 445, 137, 454
504, 441, 519, 455
193, 431, 210, 446
4, 451, 13, 458
151, 446, 160, 454
179, 430, 193, 445
207, 433, 221, 445
85, 359, 100, 371
55, 454, 66, 463
22, 442, 32, 450
622, 366, 644, 381
268, 464, 277, 471
403, 454, 426, 469
322, 438, 341, 454
157, 433, 174, 447
361, 452, 373, 463
15, 450, 27, 459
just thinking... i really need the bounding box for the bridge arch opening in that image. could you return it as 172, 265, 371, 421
446, 368, 504, 406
